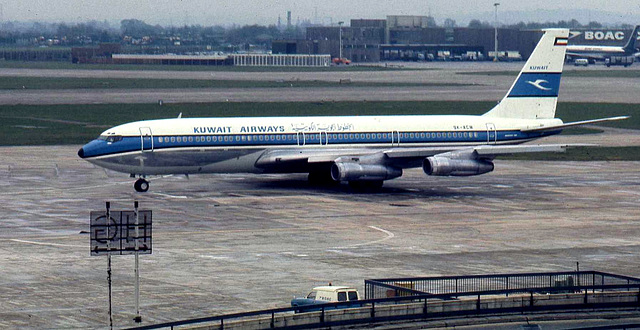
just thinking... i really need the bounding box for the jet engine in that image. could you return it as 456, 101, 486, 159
423, 156, 494, 176
331, 162, 402, 182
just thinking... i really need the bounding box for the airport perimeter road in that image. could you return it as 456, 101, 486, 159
0, 64, 638, 104
1, 145, 640, 328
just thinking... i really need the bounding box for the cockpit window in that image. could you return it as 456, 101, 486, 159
100, 135, 123, 143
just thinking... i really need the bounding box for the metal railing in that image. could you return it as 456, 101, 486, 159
129, 271, 640, 329
365, 271, 640, 299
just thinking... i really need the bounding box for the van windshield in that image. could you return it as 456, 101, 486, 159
306, 291, 316, 299
348, 291, 358, 301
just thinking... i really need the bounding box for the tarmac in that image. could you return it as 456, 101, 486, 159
0, 62, 638, 104
0, 62, 639, 328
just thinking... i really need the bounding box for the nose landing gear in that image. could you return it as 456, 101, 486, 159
134, 178, 150, 192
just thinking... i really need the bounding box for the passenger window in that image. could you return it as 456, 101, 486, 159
348, 291, 358, 301
337, 292, 347, 302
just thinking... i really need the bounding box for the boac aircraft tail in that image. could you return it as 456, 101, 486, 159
483, 29, 568, 120
623, 25, 640, 54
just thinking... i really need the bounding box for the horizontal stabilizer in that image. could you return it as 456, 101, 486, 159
473, 144, 583, 155
521, 116, 629, 133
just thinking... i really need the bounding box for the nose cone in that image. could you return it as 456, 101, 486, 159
77, 147, 85, 158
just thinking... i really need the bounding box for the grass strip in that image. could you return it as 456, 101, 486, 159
0, 101, 636, 149
0, 60, 417, 72
459, 70, 640, 78
502, 146, 640, 161
0, 77, 466, 90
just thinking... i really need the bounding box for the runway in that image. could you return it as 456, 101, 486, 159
0, 63, 638, 104
1, 144, 640, 328
1, 61, 639, 328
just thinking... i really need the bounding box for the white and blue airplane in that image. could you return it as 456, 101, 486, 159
566, 25, 640, 62
78, 29, 627, 192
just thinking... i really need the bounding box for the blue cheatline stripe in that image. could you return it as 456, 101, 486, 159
83, 129, 557, 158
508, 72, 562, 98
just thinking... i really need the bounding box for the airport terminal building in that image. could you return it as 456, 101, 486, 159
273, 16, 638, 63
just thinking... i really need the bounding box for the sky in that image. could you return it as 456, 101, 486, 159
2, 0, 639, 27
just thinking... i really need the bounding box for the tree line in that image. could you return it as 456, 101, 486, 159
0, 18, 633, 48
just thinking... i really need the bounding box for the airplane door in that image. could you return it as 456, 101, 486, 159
319, 131, 328, 145
296, 132, 306, 146
391, 131, 400, 147
486, 123, 497, 144
140, 127, 154, 152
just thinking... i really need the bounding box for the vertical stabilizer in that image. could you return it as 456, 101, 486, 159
623, 25, 640, 53
483, 29, 569, 119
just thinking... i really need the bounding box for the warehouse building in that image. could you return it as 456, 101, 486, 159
276, 16, 637, 63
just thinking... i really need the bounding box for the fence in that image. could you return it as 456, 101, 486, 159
130, 271, 640, 330
365, 271, 640, 299
230, 54, 331, 67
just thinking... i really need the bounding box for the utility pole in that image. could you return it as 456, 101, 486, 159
338, 21, 344, 60
494, 3, 500, 62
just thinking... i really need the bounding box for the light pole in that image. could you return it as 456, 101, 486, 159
494, 3, 500, 62
338, 21, 344, 60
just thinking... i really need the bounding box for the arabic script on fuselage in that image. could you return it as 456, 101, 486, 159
290, 122, 354, 132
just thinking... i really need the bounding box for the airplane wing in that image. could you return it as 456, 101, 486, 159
254, 144, 578, 171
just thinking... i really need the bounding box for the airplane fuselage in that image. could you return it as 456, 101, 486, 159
79, 115, 562, 176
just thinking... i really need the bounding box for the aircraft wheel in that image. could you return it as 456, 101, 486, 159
134, 179, 149, 192
308, 171, 338, 186
348, 180, 383, 190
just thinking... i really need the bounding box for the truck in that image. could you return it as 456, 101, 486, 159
605, 56, 634, 67
291, 286, 361, 311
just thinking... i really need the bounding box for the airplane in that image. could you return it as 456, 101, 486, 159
78, 29, 627, 193
566, 25, 640, 62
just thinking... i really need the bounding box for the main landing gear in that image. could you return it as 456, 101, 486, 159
134, 178, 150, 192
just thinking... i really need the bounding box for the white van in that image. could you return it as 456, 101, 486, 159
574, 58, 589, 66
291, 286, 360, 308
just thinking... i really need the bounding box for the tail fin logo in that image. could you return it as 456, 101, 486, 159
526, 79, 552, 91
